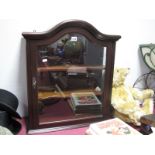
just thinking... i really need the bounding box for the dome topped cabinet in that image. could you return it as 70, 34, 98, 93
22, 20, 121, 133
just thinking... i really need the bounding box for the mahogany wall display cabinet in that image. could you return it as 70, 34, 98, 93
22, 20, 121, 133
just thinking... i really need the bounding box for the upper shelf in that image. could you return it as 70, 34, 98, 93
37, 65, 105, 72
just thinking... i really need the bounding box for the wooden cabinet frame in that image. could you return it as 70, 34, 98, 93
22, 20, 121, 133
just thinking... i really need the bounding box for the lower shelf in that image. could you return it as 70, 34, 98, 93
38, 88, 102, 100
39, 99, 102, 125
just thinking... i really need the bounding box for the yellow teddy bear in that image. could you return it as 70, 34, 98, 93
111, 68, 154, 126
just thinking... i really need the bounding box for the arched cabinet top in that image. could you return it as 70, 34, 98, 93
22, 20, 121, 42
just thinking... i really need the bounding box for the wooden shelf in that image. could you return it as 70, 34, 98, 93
38, 99, 103, 126
37, 65, 105, 72
38, 89, 102, 100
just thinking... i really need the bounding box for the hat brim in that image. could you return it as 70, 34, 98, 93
7, 118, 21, 135
0, 103, 21, 119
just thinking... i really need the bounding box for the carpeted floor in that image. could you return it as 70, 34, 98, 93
17, 118, 88, 135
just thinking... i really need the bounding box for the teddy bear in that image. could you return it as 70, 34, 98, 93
111, 68, 154, 126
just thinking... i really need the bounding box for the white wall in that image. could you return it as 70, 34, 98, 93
0, 1, 155, 117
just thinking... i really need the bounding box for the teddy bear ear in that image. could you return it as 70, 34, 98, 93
114, 68, 119, 72
127, 68, 130, 73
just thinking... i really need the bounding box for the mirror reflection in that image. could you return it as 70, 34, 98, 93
36, 33, 106, 124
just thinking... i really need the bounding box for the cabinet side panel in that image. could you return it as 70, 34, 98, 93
26, 41, 38, 129
102, 42, 116, 117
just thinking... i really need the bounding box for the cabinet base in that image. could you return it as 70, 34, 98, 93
27, 123, 90, 134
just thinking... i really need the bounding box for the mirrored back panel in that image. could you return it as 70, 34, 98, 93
36, 33, 106, 125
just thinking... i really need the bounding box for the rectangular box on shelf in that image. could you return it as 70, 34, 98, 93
71, 92, 101, 106
69, 92, 102, 114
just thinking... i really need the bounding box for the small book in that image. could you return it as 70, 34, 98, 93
86, 118, 141, 135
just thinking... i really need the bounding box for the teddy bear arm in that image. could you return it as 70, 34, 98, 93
130, 87, 154, 100
130, 87, 143, 100
141, 89, 154, 99
141, 98, 154, 114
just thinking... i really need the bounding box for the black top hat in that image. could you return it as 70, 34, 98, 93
0, 89, 21, 118
0, 110, 21, 134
